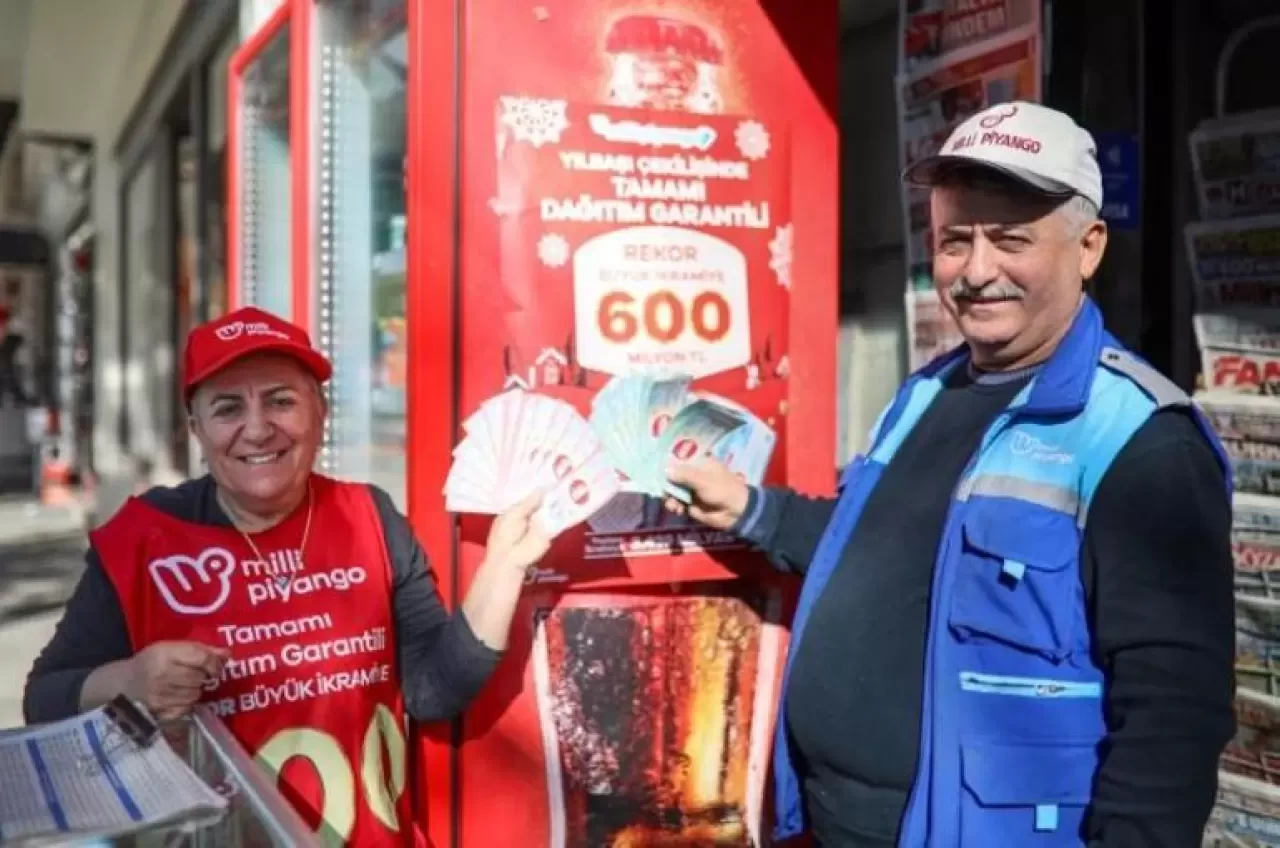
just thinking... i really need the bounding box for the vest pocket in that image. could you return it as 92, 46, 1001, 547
960, 740, 1095, 845
950, 505, 1081, 662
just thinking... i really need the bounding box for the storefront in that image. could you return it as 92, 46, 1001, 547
0, 230, 51, 495
231, 0, 410, 506
115, 0, 241, 483
229, 0, 837, 844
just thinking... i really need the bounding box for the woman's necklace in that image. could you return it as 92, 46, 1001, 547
221, 484, 315, 591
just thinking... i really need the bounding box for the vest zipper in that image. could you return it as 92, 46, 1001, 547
958, 671, 1102, 699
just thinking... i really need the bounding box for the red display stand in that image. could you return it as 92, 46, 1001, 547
231, 1, 838, 844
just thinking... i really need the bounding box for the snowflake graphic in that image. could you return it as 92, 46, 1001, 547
735, 120, 771, 160
769, 223, 794, 290
537, 233, 571, 268
499, 96, 569, 148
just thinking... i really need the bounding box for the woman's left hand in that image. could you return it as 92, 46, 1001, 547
486, 491, 552, 574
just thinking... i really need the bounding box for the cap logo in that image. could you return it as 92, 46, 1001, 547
214, 320, 290, 343
214, 322, 244, 341
951, 128, 1043, 156
979, 105, 1018, 128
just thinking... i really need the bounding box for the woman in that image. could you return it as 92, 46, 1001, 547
24, 307, 548, 846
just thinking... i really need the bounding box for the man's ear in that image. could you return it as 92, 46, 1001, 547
1079, 219, 1108, 281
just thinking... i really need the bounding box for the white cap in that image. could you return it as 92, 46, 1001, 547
903, 101, 1103, 210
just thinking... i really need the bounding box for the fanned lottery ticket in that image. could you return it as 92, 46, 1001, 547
444, 391, 615, 536
698, 392, 777, 486
587, 374, 745, 501
534, 449, 622, 537
657, 399, 747, 503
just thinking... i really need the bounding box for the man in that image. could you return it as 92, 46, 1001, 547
668, 102, 1236, 846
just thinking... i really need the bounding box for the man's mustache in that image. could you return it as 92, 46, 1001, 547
947, 279, 1025, 302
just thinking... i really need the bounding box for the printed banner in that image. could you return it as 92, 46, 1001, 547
459, 5, 804, 574
493, 102, 789, 383
1186, 215, 1280, 312
895, 24, 1042, 287
452, 584, 786, 848
432, 2, 835, 845
1190, 113, 1280, 222
531, 590, 782, 847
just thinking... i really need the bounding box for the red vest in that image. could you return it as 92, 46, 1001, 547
94, 475, 420, 847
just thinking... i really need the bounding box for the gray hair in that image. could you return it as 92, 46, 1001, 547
1059, 194, 1100, 237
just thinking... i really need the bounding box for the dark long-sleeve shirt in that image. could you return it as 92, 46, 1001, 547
735, 382, 1235, 847
23, 476, 499, 725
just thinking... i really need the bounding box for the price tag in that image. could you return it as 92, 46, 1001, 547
572, 225, 751, 379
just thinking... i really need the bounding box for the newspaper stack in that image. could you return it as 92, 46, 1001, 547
0, 704, 229, 844
1189, 109, 1280, 846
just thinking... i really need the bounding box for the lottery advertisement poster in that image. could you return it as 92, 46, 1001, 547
432, 2, 838, 846
452, 0, 835, 587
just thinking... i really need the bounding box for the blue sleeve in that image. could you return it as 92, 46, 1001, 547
730, 486, 837, 576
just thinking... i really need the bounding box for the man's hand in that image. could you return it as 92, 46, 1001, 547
486, 491, 552, 574
664, 459, 751, 531
125, 641, 229, 721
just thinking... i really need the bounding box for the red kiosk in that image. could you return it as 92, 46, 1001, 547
228, 1, 837, 844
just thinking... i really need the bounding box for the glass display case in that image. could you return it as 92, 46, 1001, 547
312, 0, 408, 507
233, 16, 293, 319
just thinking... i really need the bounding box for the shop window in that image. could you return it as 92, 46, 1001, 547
205, 30, 241, 321
239, 26, 292, 319
124, 153, 180, 481
314, 0, 408, 507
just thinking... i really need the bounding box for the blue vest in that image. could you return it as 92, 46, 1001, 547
771, 299, 1231, 846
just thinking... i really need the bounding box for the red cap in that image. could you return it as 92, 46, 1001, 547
183, 306, 332, 400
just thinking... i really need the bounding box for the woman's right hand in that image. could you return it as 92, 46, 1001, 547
664, 459, 751, 530
124, 641, 229, 721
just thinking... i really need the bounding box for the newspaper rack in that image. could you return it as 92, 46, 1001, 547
1194, 15, 1280, 848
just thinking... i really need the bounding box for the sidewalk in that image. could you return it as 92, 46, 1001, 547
0, 492, 91, 729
